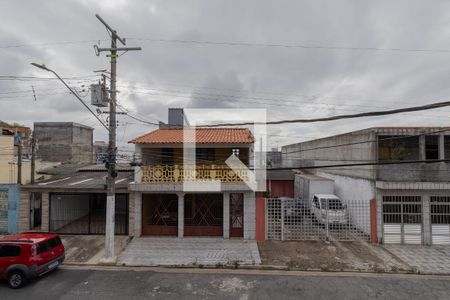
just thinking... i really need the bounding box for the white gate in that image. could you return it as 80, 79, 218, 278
382, 196, 422, 244
431, 196, 450, 245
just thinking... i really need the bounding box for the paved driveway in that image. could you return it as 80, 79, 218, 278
384, 245, 450, 274
118, 237, 261, 266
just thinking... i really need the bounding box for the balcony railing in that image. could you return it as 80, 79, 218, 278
141, 164, 249, 183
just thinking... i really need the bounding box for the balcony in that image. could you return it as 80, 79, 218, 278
140, 164, 249, 183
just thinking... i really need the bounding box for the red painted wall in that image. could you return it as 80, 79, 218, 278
268, 180, 294, 198
370, 199, 378, 243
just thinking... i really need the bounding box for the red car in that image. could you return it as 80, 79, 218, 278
0, 233, 65, 288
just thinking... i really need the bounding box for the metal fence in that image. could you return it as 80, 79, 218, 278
266, 197, 371, 241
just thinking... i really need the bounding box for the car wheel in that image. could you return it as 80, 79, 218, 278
8, 271, 26, 289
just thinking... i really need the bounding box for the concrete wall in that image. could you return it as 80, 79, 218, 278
282, 130, 377, 179
377, 162, 450, 182
19, 190, 49, 232
34, 122, 93, 164
318, 172, 375, 235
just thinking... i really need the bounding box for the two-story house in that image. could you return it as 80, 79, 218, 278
128, 109, 257, 239
282, 127, 450, 246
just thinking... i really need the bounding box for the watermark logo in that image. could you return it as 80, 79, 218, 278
182, 108, 267, 192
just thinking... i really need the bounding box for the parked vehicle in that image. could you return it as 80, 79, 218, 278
295, 174, 334, 210
283, 198, 304, 217
310, 194, 348, 225
0, 233, 65, 288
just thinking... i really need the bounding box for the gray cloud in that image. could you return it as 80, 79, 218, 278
1, 0, 450, 152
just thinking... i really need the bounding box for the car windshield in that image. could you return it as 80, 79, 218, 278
320, 198, 344, 210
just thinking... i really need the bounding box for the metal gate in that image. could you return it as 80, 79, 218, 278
431, 196, 450, 245
382, 196, 422, 244
49, 193, 128, 235
184, 194, 223, 236
230, 193, 244, 237
266, 198, 370, 241
142, 194, 178, 236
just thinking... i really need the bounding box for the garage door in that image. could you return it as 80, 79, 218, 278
50, 193, 128, 235
431, 196, 450, 245
383, 196, 422, 244
184, 194, 223, 236
142, 194, 178, 236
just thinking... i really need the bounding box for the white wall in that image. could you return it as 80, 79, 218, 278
243, 192, 256, 239
318, 172, 375, 235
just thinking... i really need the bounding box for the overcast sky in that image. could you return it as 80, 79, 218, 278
1, 0, 450, 155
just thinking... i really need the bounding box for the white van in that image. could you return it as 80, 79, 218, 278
310, 194, 348, 225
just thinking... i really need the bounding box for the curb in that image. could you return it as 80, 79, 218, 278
60, 262, 439, 275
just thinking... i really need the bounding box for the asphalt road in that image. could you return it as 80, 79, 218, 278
1, 267, 450, 300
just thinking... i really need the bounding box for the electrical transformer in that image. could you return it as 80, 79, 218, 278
90, 83, 108, 107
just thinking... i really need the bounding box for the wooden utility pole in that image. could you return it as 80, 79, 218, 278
95, 14, 141, 261
30, 136, 36, 184
17, 140, 22, 184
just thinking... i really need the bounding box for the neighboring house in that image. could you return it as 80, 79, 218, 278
18, 165, 133, 235
282, 127, 450, 245
0, 125, 56, 234
129, 109, 257, 239
0, 133, 59, 184
0, 124, 32, 157
34, 122, 94, 164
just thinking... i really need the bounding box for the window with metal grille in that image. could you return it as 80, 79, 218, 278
431, 196, 450, 224
383, 196, 422, 224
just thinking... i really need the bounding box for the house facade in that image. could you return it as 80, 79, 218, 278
129, 110, 256, 239
18, 167, 133, 235
282, 127, 450, 245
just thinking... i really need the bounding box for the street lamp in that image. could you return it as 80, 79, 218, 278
30, 63, 109, 131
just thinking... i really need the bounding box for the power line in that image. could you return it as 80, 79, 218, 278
0, 75, 98, 81
118, 85, 450, 119
283, 128, 450, 155
128, 37, 450, 54
200, 99, 450, 127
0, 39, 108, 49
269, 159, 450, 170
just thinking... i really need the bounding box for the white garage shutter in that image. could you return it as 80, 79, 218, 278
431, 197, 450, 245
382, 195, 423, 245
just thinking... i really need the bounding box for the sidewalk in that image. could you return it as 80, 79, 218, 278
56, 235, 450, 275
383, 245, 450, 274
258, 240, 413, 273
117, 237, 261, 266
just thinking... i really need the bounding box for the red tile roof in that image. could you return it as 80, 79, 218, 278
130, 128, 255, 144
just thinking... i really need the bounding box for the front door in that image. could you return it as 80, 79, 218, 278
230, 193, 244, 237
